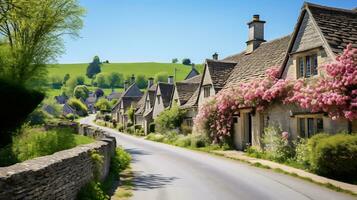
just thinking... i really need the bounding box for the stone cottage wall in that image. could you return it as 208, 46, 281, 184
0, 126, 116, 200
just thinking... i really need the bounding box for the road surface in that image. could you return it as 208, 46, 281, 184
81, 116, 355, 200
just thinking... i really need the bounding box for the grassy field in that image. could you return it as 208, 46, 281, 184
48, 62, 203, 85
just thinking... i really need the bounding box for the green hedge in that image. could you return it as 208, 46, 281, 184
308, 134, 357, 182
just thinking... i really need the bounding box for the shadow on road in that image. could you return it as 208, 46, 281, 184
124, 148, 151, 163
132, 171, 178, 191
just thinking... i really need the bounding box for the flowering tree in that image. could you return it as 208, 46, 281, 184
194, 67, 292, 143
286, 44, 357, 120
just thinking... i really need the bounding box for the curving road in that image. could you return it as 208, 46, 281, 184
81, 116, 354, 200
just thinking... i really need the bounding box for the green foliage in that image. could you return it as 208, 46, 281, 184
173, 135, 192, 147
154, 72, 168, 83
26, 109, 52, 125
0, 79, 44, 148
0, 126, 93, 166
146, 133, 165, 143
73, 85, 89, 99
95, 98, 111, 112
65, 113, 77, 121
64, 76, 86, 96
95, 88, 104, 98
126, 106, 135, 124
308, 134, 357, 182
107, 72, 123, 88
0, 0, 84, 85
90, 150, 104, 181
294, 138, 310, 168
172, 58, 178, 63
111, 147, 131, 175
67, 98, 88, 116
190, 135, 210, 148
86, 56, 102, 79
125, 126, 135, 134
118, 123, 124, 132
180, 124, 192, 135
262, 126, 295, 162
154, 105, 186, 134
94, 73, 108, 88
63, 74, 70, 85
182, 58, 191, 65
77, 181, 109, 200
50, 75, 63, 89
136, 74, 147, 89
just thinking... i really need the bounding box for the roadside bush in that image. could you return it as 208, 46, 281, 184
117, 123, 124, 132
134, 124, 142, 130
262, 126, 295, 162
126, 126, 135, 134
111, 147, 131, 175
149, 123, 155, 133
146, 133, 165, 142
294, 137, 310, 168
95, 98, 112, 112
180, 124, 192, 135
173, 135, 192, 147
191, 135, 209, 148
308, 134, 357, 182
77, 181, 109, 200
26, 109, 52, 125
65, 113, 77, 121
154, 104, 186, 134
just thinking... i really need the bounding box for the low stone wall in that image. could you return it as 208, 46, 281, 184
0, 127, 116, 200
79, 124, 107, 139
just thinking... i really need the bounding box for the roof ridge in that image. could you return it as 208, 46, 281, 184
206, 58, 237, 64
304, 2, 357, 14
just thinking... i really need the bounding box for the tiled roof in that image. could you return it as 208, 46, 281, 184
107, 92, 122, 100
175, 75, 201, 105
122, 97, 142, 112
205, 59, 236, 91
223, 35, 291, 88
181, 87, 199, 109
112, 83, 142, 112
158, 83, 175, 108
306, 3, 357, 54
185, 67, 200, 80
136, 84, 157, 115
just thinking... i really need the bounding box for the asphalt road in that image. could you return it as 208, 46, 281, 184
81, 116, 355, 200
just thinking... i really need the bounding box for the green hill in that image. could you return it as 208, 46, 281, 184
48, 62, 203, 85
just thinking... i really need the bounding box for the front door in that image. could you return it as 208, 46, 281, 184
243, 113, 252, 148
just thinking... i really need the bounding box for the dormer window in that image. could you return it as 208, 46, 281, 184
298, 54, 318, 78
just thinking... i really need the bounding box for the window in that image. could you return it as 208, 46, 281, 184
298, 117, 323, 137
204, 86, 211, 98
297, 54, 318, 78
157, 95, 161, 104
185, 119, 193, 127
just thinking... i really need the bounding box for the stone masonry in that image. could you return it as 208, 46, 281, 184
0, 126, 116, 200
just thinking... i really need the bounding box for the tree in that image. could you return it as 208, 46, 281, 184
94, 73, 108, 88
172, 58, 178, 63
63, 74, 70, 85
67, 98, 87, 116
107, 72, 123, 89
0, 0, 84, 85
95, 98, 111, 111
86, 56, 102, 79
63, 75, 85, 96
73, 85, 89, 99
136, 74, 147, 89
182, 58, 191, 65
95, 88, 104, 98
154, 72, 168, 83
77, 75, 85, 85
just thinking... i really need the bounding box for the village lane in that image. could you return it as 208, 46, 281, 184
81, 116, 355, 200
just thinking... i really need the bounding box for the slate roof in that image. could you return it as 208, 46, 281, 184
185, 67, 200, 80
112, 83, 143, 112
175, 75, 201, 105
157, 83, 175, 108
223, 35, 291, 88
107, 92, 122, 101
121, 97, 142, 112
85, 96, 97, 104
136, 84, 157, 115
180, 87, 200, 109
205, 59, 237, 91
306, 3, 357, 54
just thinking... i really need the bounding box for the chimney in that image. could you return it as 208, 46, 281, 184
148, 77, 154, 88
246, 14, 266, 54
212, 52, 218, 60
124, 80, 129, 91
130, 74, 135, 84
168, 76, 174, 84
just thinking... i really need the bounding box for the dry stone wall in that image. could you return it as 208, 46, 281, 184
0, 126, 116, 200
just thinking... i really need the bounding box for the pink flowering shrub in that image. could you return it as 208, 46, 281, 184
194, 67, 292, 143
286, 44, 357, 120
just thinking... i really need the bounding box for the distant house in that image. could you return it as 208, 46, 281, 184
134, 78, 156, 134
112, 76, 143, 126
63, 103, 76, 116
184, 66, 200, 80
54, 95, 68, 104
107, 91, 122, 101
171, 75, 202, 127
197, 57, 236, 108
152, 76, 175, 119
85, 95, 97, 114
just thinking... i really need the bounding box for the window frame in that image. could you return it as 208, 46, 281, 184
203, 85, 211, 98
297, 54, 318, 78
297, 115, 324, 137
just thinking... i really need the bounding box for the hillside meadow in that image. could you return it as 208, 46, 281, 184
48, 62, 203, 85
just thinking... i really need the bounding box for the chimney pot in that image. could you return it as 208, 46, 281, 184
124, 80, 129, 91
212, 52, 218, 60
168, 76, 174, 84
130, 74, 135, 84
246, 14, 266, 54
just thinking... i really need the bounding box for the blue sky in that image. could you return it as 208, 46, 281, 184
58, 0, 357, 64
